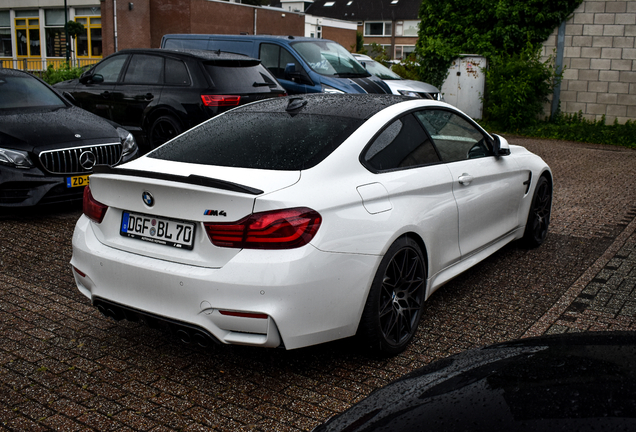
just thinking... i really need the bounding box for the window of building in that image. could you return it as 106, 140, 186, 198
75, 7, 102, 58
402, 20, 419, 36
364, 21, 392, 37
0, 11, 11, 57
363, 44, 391, 58
395, 20, 419, 37
394, 45, 415, 60
45, 9, 66, 58
15, 11, 40, 57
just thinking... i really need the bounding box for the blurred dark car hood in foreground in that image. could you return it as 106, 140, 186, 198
315, 332, 636, 432
0, 106, 119, 152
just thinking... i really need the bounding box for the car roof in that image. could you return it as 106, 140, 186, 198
163, 34, 336, 44
234, 94, 412, 120
116, 48, 259, 62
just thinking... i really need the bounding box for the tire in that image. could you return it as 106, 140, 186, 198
522, 175, 552, 248
359, 237, 426, 355
149, 115, 182, 149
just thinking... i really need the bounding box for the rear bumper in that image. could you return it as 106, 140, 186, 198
71, 215, 381, 350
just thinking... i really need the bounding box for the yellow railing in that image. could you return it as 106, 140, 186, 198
1, 58, 100, 73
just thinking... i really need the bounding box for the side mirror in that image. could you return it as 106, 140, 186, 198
80, 73, 104, 84
360, 61, 367, 69
492, 134, 511, 157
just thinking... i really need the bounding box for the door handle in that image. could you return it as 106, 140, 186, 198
458, 174, 474, 185
135, 93, 154, 100
100, 91, 111, 99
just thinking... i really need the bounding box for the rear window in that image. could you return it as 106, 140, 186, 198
204, 63, 279, 93
148, 111, 363, 170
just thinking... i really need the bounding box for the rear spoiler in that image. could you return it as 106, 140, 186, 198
93, 165, 263, 195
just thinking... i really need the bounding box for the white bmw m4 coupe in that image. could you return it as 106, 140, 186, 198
71, 94, 552, 355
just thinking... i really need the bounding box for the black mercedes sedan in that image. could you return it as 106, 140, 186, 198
0, 68, 138, 208
314, 331, 636, 431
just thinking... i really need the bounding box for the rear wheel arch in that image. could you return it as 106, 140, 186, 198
143, 107, 184, 133
358, 232, 429, 355
539, 170, 553, 187
146, 110, 185, 150
403, 232, 429, 275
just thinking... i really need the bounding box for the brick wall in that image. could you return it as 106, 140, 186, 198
543, 0, 636, 123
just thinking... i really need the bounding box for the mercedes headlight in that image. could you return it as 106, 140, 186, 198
0, 148, 34, 169
117, 127, 137, 156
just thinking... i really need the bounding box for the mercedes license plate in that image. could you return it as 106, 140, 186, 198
120, 211, 196, 250
66, 175, 90, 188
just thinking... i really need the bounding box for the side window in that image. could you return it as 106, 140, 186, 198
123, 54, 164, 84
93, 54, 128, 83
260, 43, 297, 79
165, 57, 190, 85
414, 110, 492, 162
364, 114, 440, 171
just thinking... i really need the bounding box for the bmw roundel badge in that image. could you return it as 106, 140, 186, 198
142, 191, 154, 207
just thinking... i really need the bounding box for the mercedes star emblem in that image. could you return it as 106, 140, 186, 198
79, 151, 97, 170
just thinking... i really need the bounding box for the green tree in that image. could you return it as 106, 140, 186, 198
416, 0, 583, 88
354, 31, 366, 53
65, 20, 85, 59
483, 43, 561, 129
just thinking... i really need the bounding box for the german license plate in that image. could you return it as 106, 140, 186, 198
66, 175, 90, 188
120, 211, 196, 250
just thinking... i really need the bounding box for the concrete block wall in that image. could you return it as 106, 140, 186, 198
542, 0, 636, 124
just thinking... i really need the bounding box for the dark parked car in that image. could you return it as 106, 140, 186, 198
0, 68, 138, 207
314, 331, 636, 431
54, 48, 287, 151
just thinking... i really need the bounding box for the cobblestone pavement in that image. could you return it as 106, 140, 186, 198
1, 137, 635, 431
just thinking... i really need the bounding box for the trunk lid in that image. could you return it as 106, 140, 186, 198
87, 159, 300, 268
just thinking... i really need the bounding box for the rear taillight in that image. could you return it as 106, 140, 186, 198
201, 95, 241, 107
83, 186, 108, 223
204, 207, 321, 249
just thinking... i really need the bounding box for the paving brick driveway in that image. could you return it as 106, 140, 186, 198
1, 136, 635, 431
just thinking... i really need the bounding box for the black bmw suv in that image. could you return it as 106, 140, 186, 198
55, 49, 287, 151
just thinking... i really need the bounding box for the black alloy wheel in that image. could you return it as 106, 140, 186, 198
359, 237, 426, 355
522, 175, 552, 247
149, 115, 182, 149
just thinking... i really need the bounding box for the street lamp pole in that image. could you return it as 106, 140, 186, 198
64, 0, 70, 63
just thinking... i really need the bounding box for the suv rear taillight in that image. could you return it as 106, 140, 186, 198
204, 207, 321, 249
83, 186, 108, 223
201, 95, 241, 107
